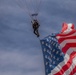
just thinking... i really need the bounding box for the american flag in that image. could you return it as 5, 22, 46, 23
40, 23, 76, 75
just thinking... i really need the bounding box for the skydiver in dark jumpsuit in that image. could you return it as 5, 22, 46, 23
31, 20, 40, 37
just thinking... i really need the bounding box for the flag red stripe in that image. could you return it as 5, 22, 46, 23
62, 43, 76, 54
69, 66, 76, 75
58, 36, 76, 43
54, 52, 76, 75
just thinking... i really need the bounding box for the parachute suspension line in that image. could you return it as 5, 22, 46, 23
24, 0, 31, 15
33, 0, 38, 14
36, 0, 42, 15
30, 0, 42, 20
29, 0, 39, 20
16, 0, 26, 12
15, 0, 25, 10
24, 0, 37, 20
16, 0, 42, 21
24, 0, 41, 21
22, 0, 33, 20
16, 0, 29, 19
35, 0, 42, 15
30, 0, 42, 22
15, 0, 32, 19
31, 0, 37, 15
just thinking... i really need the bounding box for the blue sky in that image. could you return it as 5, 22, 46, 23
0, 0, 76, 75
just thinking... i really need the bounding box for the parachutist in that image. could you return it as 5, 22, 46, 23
31, 20, 40, 37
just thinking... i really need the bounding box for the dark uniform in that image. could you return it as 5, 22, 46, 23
31, 20, 40, 37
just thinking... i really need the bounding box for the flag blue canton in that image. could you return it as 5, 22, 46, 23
40, 35, 65, 75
